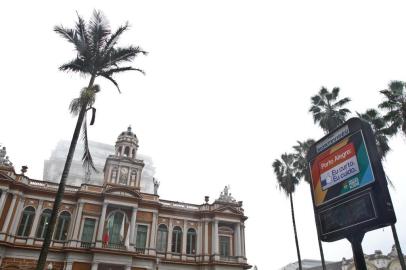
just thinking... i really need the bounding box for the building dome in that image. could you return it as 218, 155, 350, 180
115, 126, 139, 158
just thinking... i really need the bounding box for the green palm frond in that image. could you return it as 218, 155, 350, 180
379, 81, 406, 137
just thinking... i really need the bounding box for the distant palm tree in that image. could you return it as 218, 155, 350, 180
36, 10, 146, 270
379, 81, 406, 137
309, 87, 351, 134
273, 153, 302, 270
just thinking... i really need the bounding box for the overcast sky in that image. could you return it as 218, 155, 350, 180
1, 1, 406, 269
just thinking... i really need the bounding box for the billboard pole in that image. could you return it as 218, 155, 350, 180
391, 224, 406, 270
348, 233, 367, 270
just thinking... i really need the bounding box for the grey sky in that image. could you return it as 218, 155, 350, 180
1, 1, 406, 269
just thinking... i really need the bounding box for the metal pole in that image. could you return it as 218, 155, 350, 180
391, 224, 406, 270
348, 233, 367, 270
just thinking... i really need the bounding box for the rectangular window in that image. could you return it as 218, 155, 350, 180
135, 224, 148, 250
219, 236, 230, 257
81, 218, 96, 244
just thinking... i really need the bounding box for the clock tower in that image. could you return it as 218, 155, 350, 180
103, 126, 144, 189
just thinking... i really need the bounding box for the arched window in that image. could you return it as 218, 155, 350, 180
124, 146, 130, 157
186, 228, 197, 254
171, 226, 182, 253
17, 206, 35, 237
36, 209, 52, 239
106, 211, 125, 245
118, 146, 122, 156
132, 149, 135, 158
54, 211, 71, 241
156, 224, 168, 252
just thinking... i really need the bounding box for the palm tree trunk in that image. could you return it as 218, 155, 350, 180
290, 192, 302, 270
36, 76, 95, 270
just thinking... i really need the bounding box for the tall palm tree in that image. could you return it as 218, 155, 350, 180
36, 11, 146, 270
379, 81, 406, 137
273, 153, 302, 270
309, 87, 351, 134
357, 108, 406, 270
292, 139, 326, 270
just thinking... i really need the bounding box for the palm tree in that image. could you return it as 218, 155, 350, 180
292, 139, 326, 270
379, 81, 406, 137
357, 108, 406, 270
309, 87, 351, 134
273, 153, 302, 270
36, 11, 146, 270
357, 109, 394, 160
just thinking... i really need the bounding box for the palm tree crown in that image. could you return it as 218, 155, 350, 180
309, 87, 351, 134
357, 109, 394, 160
273, 153, 300, 196
379, 81, 406, 137
55, 10, 147, 92
292, 139, 315, 184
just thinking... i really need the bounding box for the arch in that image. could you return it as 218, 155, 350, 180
106, 210, 128, 245
132, 149, 135, 158
17, 206, 35, 237
156, 224, 168, 252
36, 209, 52, 239
54, 211, 71, 241
124, 146, 130, 157
118, 146, 122, 156
171, 226, 182, 253
186, 228, 197, 254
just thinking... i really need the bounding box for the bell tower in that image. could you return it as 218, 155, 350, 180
103, 126, 144, 189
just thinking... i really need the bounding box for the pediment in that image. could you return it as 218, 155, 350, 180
104, 186, 142, 199
215, 205, 243, 215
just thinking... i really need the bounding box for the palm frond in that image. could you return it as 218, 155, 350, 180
59, 58, 88, 74
100, 74, 121, 93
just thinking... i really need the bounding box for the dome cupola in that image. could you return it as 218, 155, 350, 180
115, 126, 139, 159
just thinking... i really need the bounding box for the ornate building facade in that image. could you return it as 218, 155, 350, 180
0, 128, 249, 270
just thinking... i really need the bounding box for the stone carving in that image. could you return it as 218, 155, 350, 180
217, 185, 236, 203
153, 177, 160, 195
0, 145, 13, 166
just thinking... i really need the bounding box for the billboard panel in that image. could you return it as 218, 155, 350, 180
310, 130, 375, 207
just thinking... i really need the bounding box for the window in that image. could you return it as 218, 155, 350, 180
156, 224, 168, 252
132, 149, 135, 158
107, 211, 125, 244
81, 218, 96, 244
111, 167, 118, 183
54, 211, 71, 241
219, 236, 231, 257
171, 226, 182, 253
17, 206, 35, 237
135, 224, 148, 249
124, 146, 130, 157
36, 209, 52, 239
186, 228, 196, 254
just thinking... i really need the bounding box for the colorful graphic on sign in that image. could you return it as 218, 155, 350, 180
310, 130, 375, 206
319, 143, 360, 190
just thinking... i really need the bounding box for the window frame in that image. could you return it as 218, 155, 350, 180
16, 206, 36, 237
135, 223, 150, 250
36, 209, 52, 239
80, 216, 97, 244
156, 224, 168, 253
171, 226, 182, 254
54, 211, 71, 241
186, 228, 197, 255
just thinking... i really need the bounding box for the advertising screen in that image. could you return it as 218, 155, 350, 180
310, 129, 375, 207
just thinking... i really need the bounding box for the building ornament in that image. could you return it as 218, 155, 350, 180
216, 185, 237, 203
0, 145, 13, 167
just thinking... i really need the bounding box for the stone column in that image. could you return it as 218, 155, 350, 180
241, 224, 246, 258
65, 262, 73, 270
91, 262, 98, 270
129, 207, 137, 248
149, 212, 158, 255
197, 221, 202, 256
10, 197, 25, 237
0, 193, 17, 240
166, 219, 173, 258
96, 202, 108, 247
0, 189, 8, 218
28, 200, 43, 245
212, 220, 219, 260
234, 223, 241, 257
181, 220, 187, 259
72, 202, 84, 241
204, 221, 209, 260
